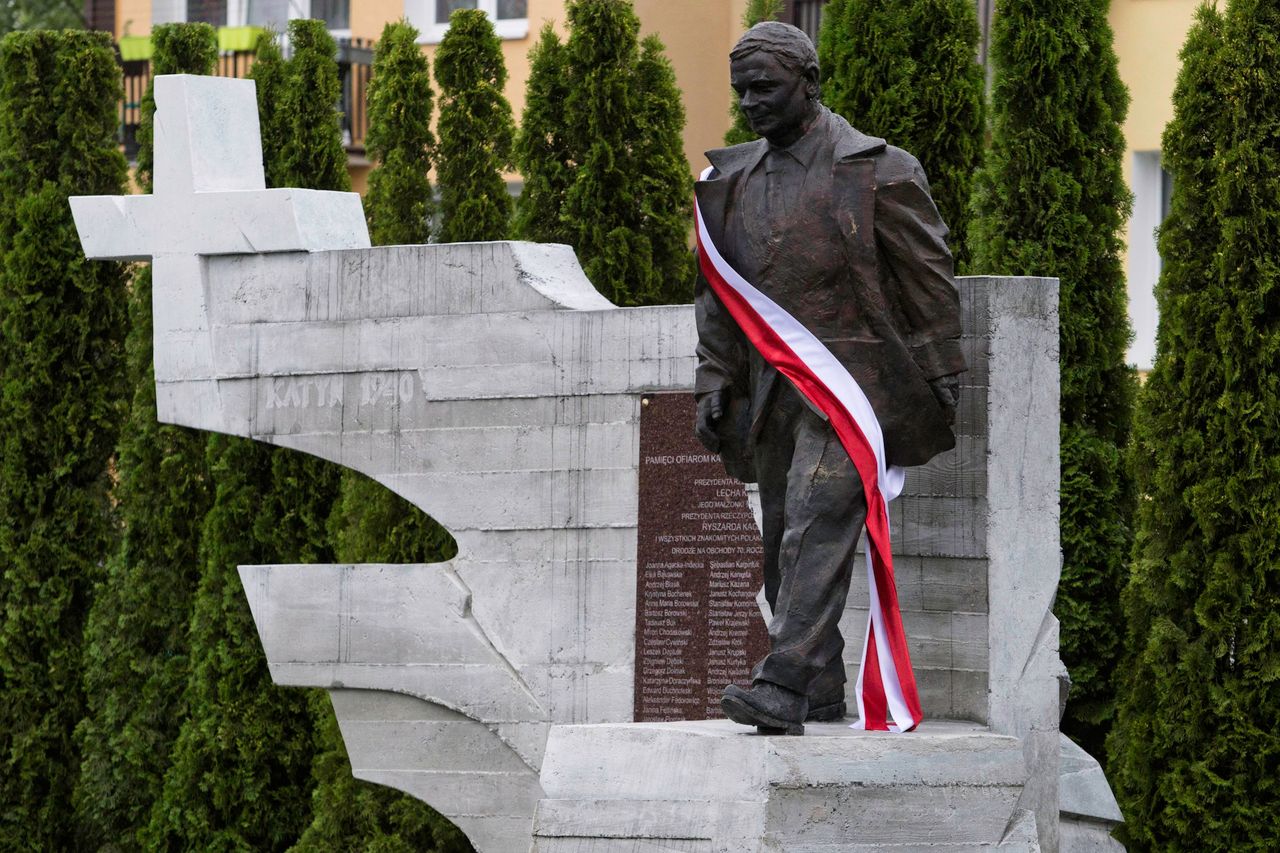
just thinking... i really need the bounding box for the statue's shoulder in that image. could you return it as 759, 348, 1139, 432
827, 109, 886, 162
703, 138, 767, 179
873, 145, 926, 185
826, 110, 924, 184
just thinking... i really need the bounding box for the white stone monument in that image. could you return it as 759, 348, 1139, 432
72, 75, 1122, 853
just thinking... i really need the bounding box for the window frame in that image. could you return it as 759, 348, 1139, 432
152, 1, 353, 41
407, 0, 530, 45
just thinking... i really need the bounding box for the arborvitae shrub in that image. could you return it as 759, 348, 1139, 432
633, 33, 695, 301
1110, 3, 1280, 848
142, 437, 320, 852
969, 0, 1135, 761
559, 0, 693, 306
365, 19, 436, 245
514, 23, 572, 245
818, 0, 984, 269
0, 29, 128, 850
134, 23, 218, 190
281, 19, 350, 191
434, 8, 514, 242
73, 24, 219, 850
724, 0, 782, 146
250, 30, 289, 189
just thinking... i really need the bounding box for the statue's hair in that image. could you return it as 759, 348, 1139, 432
729, 21, 819, 79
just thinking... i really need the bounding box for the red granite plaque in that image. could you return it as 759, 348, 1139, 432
634, 392, 771, 722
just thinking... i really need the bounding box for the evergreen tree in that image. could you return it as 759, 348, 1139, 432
281, 18, 350, 191
818, 0, 984, 269
1109, 3, 1280, 848
74, 23, 219, 851
513, 23, 571, 244
364, 19, 436, 245
141, 437, 320, 852
969, 0, 1135, 760
724, 0, 782, 146
633, 34, 695, 300
0, 1, 84, 34
0, 29, 128, 850
250, 30, 289, 189
434, 8, 514, 242
560, 0, 693, 306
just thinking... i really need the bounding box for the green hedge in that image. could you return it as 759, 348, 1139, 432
969, 0, 1135, 761
74, 24, 219, 851
1109, 3, 1280, 848
365, 19, 437, 245
435, 8, 514, 242
0, 29, 129, 850
818, 0, 984, 269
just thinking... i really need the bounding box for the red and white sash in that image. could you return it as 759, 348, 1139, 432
695, 170, 922, 732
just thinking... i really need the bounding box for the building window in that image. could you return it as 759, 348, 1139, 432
186, 0, 227, 24
781, 0, 825, 43
1128, 151, 1170, 370
410, 0, 529, 44
84, 0, 116, 31
242, 1, 350, 34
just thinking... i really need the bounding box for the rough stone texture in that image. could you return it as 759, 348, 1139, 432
1058, 736, 1125, 852
69, 76, 1121, 853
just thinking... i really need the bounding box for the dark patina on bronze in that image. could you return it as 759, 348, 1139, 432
693, 21, 965, 735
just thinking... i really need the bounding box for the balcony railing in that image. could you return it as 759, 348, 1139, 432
117, 35, 373, 163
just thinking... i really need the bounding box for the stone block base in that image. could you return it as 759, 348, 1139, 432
531, 719, 1043, 852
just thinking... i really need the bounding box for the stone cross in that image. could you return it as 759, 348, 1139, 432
71, 74, 369, 400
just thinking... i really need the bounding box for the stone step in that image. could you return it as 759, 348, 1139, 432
532, 719, 1037, 853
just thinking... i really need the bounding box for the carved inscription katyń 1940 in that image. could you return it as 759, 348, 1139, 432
634, 393, 769, 722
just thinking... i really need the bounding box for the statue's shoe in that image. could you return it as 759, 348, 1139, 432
805, 660, 848, 722
806, 696, 847, 722
722, 681, 808, 736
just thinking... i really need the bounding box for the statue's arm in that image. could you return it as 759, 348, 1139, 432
694, 269, 744, 397
873, 153, 966, 382
694, 266, 748, 450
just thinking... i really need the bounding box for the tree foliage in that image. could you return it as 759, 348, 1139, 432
0, 0, 83, 35
250, 29, 289, 189
968, 0, 1135, 759
281, 18, 350, 191
558, 0, 693, 306
141, 438, 321, 852
1109, 3, 1280, 848
513, 23, 572, 244
724, 0, 782, 145
365, 19, 436, 245
74, 24, 219, 851
0, 29, 128, 850
818, 0, 984, 269
434, 8, 514, 242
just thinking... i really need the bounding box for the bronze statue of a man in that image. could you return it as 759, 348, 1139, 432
694, 21, 965, 734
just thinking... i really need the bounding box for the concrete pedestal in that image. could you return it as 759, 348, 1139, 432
531, 721, 1123, 853
531, 719, 1040, 852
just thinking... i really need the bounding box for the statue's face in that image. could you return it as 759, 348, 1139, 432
730, 51, 816, 146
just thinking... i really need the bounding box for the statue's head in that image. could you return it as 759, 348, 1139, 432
729, 21, 820, 147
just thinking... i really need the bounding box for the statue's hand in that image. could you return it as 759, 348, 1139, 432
928, 374, 960, 426
695, 389, 725, 452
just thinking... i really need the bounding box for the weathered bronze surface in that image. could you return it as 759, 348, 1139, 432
693, 21, 965, 731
